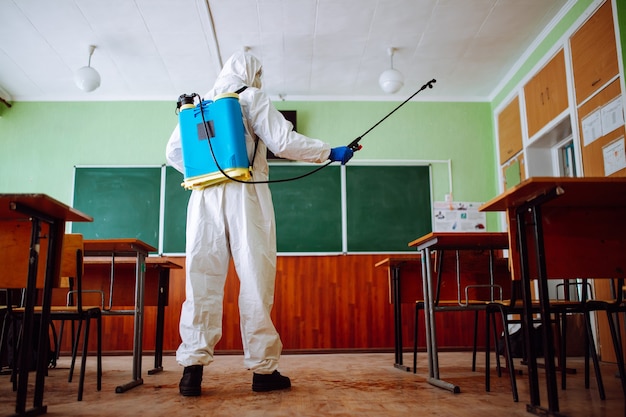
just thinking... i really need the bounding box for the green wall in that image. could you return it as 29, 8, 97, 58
617, 0, 626, 71
4, 0, 623, 235
0, 99, 497, 228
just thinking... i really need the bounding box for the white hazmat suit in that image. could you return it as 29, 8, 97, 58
166, 51, 331, 374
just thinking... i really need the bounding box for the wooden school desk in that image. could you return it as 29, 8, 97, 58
0, 194, 92, 416
82, 238, 156, 393
480, 177, 626, 416
375, 257, 422, 371
408, 232, 509, 393
82, 255, 182, 374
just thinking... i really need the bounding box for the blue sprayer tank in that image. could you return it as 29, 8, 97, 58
177, 92, 251, 190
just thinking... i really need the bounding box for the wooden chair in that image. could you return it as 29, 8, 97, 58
0, 289, 14, 374
10, 233, 102, 401
583, 278, 626, 397
412, 249, 508, 378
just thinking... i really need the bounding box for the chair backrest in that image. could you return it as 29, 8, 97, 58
59, 233, 104, 310
0, 219, 49, 288
433, 249, 512, 304
57, 233, 87, 310
60, 233, 83, 287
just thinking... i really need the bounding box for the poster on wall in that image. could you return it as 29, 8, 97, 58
433, 201, 486, 232
582, 109, 602, 146
601, 96, 625, 136
582, 95, 625, 147
602, 136, 626, 176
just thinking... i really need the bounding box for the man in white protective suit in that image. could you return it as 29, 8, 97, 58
166, 51, 354, 396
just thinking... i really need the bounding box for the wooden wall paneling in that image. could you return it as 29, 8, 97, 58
56, 254, 511, 354
161, 261, 185, 352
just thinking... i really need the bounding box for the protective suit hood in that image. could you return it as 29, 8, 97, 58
212, 51, 262, 96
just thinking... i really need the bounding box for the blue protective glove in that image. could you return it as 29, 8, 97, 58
328, 146, 354, 165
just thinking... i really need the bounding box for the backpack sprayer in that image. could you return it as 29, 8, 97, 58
175, 78, 436, 189
176, 92, 252, 190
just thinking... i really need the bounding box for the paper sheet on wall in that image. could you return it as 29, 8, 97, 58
601, 96, 625, 136
603, 136, 626, 176
582, 108, 602, 146
433, 201, 486, 232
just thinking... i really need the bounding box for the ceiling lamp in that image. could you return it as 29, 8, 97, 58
379, 47, 404, 94
75, 45, 101, 92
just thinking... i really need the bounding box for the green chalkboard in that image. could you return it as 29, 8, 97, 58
71, 164, 432, 254
163, 166, 191, 253
72, 166, 161, 250
269, 164, 342, 252
346, 165, 432, 252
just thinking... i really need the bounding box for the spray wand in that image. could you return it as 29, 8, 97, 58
347, 78, 436, 152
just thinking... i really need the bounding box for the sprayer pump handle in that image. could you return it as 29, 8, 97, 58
348, 137, 363, 152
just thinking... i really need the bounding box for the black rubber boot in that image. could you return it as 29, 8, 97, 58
179, 365, 203, 396
252, 370, 291, 392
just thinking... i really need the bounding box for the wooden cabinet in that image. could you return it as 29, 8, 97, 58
492, 0, 624, 362
577, 78, 626, 177
573, 3, 624, 364
570, 0, 619, 104
497, 96, 523, 163
524, 49, 569, 138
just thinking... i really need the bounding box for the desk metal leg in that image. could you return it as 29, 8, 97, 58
148, 268, 168, 375
33, 220, 62, 409
13, 218, 45, 416
517, 191, 565, 417
390, 265, 411, 372
517, 206, 541, 409
530, 204, 560, 415
115, 252, 146, 393
421, 248, 460, 393
10, 204, 67, 416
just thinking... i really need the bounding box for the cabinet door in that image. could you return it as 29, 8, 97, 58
570, 1, 619, 104
497, 96, 523, 163
524, 49, 568, 138
577, 78, 626, 177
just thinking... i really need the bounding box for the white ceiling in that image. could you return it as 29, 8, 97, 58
0, 0, 570, 102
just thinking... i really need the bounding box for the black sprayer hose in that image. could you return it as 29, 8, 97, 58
347, 78, 436, 151
198, 98, 333, 185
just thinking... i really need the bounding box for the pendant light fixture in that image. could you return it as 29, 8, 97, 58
379, 47, 404, 94
75, 45, 101, 92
